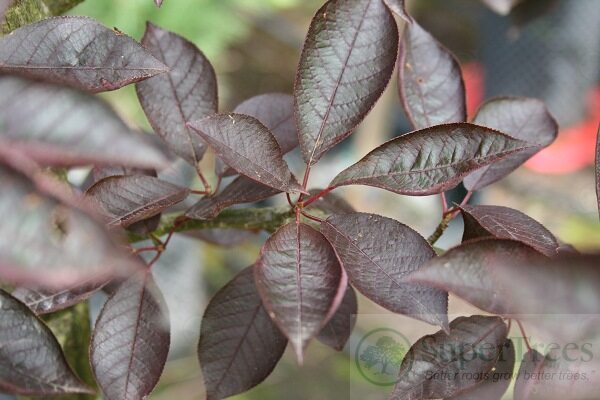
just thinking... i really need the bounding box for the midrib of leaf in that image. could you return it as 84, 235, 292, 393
306, 0, 372, 166
122, 274, 149, 399
324, 221, 439, 322
151, 30, 202, 164
212, 301, 262, 395
294, 222, 303, 358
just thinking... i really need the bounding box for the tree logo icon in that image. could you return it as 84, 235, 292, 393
355, 328, 412, 386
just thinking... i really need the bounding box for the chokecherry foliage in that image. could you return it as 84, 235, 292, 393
0, 0, 597, 399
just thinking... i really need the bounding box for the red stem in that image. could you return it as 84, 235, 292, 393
517, 320, 533, 352
302, 186, 335, 208
440, 192, 448, 214
301, 210, 324, 223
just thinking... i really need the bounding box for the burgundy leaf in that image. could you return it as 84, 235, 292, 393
447, 339, 515, 400
321, 212, 448, 329
185, 228, 256, 246
216, 93, 297, 177
0, 164, 140, 288
461, 204, 559, 257
480, 0, 523, 15
330, 123, 533, 195
0, 76, 168, 169
391, 316, 508, 400
382, 0, 412, 22
91, 166, 156, 182
0, 289, 93, 395
254, 222, 344, 362
406, 239, 544, 316
188, 113, 304, 193
199, 267, 287, 400
90, 271, 170, 400
305, 188, 355, 215
294, 0, 398, 165
86, 175, 189, 228
317, 284, 358, 351
513, 347, 600, 400
136, 23, 217, 166
463, 97, 558, 190
0, 17, 168, 92
186, 175, 280, 220
513, 349, 545, 400
398, 21, 466, 129
596, 124, 600, 219
12, 278, 107, 315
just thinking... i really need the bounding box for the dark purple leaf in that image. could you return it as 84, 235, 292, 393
0, 289, 93, 395
254, 222, 344, 362
480, 0, 523, 15
408, 239, 600, 342
294, 0, 398, 165
596, 124, 600, 219
185, 228, 256, 246
91, 166, 156, 182
86, 175, 189, 228
463, 97, 558, 190
90, 271, 170, 400
305, 188, 355, 215
188, 113, 304, 193
406, 239, 544, 316
398, 21, 466, 129
382, 0, 412, 22
136, 23, 217, 166
0, 76, 168, 169
321, 212, 448, 329
317, 284, 358, 351
513, 349, 545, 400
186, 175, 280, 220
0, 164, 140, 288
0, 17, 168, 92
461, 204, 559, 257
391, 316, 508, 400
513, 347, 600, 400
447, 339, 515, 400
12, 278, 107, 315
199, 266, 287, 400
216, 93, 297, 177
330, 123, 533, 195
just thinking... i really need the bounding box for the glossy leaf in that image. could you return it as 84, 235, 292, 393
0, 76, 167, 169
0, 164, 139, 288
186, 175, 280, 220
294, 0, 398, 165
321, 212, 448, 329
136, 23, 217, 166
0, 17, 168, 92
382, 0, 411, 22
399, 21, 466, 129
330, 123, 533, 195
90, 271, 170, 400
12, 278, 107, 315
461, 204, 559, 257
86, 175, 189, 228
447, 339, 515, 400
254, 222, 344, 362
188, 113, 304, 193
199, 267, 287, 400
216, 93, 297, 177
406, 239, 544, 316
0, 289, 93, 395
463, 97, 558, 190
391, 315, 508, 400
317, 284, 358, 351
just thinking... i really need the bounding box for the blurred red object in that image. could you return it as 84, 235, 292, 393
462, 62, 484, 120
525, 87, 600, 174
